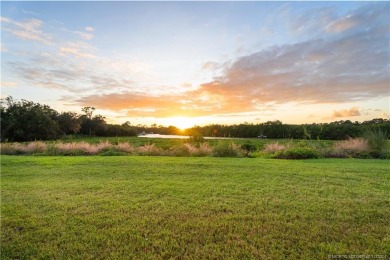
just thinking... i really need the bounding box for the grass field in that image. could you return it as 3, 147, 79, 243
1, 156, 389, 259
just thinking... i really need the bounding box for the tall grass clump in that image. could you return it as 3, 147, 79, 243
263, 142, 287, 153
196, 142, 213, 157
331, 138, 369, 158
168, 144, 193, 157
0, 142, 47, 155
212, 142, 242, 157
167, 143, 214, 157
115, 142, 135, 154
54, 142, 98, 155
262, 141, 320, 159
364, 129, 389, 158
25, 141, 47, 154
0, 143, 26, 155
136, 143, 163, 156
272, 147, 320, 159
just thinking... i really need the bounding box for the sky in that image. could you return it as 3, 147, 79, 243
1, 1, 389, 129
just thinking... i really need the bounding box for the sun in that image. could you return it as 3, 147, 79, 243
166, 116, 195, 130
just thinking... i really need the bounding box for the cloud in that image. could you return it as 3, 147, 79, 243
73, 2, 389, 119
9, 51, 140, 95
69, 26, 95, 40
10, 62, 84, 93
0, 81, 17, 87
22, 9, 39, 16
325, 15, 358, 33
5, 2, 388, 121
196, 3, 389, 106
0, 42, 5, 52
74, 31, 94, 40
0, 16, 52, 44
59, 41, 96, 59
290, 6, 336, 35
332, 107, 361, 118
202, 61, 219, 70
73, 93, 184, 117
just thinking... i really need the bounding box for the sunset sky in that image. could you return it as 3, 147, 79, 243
1, 1, 389, 129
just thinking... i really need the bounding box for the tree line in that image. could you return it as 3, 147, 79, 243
185, 119, 389, 140
1, 97, 388, 142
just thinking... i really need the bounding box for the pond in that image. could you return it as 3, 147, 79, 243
138, 134, 245, 140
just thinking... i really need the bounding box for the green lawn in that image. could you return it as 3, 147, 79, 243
1, 156, 389, 259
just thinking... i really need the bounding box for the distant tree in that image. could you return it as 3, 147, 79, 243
80, 107, 96, 136
57, 112, 81, 135
0, 96, 60, 141
81, 107, 95, 119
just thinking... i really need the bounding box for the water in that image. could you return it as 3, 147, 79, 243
138, 134, 243, 140
139, 134, 189, 139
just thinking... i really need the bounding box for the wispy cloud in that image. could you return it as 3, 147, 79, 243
59, 41, 96, 59
0, 42, 5, 52
74, 31, 94, 40
0, 16, 52, 44
325, 15, 358, 33
0, 81, 17, 88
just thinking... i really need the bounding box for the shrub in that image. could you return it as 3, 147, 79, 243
188, 133, 205, 144
212, 142, 241, 157
241, 143, 257, 157
364, 129, 389, 158
273, 147, 319, 159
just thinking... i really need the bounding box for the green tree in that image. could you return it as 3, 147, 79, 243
81, 107, 96, 136
57, 112, 81, 135
0, 97, 60, 141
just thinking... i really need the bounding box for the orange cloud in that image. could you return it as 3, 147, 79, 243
332, 107, 361, 118
325, 15, 357, 33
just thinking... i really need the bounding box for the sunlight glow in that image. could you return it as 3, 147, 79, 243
166, 116, 196, 130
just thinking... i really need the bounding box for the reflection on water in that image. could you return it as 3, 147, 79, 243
139, 134, 189, 139
138, 134, 240, 140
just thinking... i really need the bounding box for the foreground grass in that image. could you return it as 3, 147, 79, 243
1, 156, 389, 259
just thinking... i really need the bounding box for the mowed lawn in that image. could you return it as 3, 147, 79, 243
1, 156, 389, 259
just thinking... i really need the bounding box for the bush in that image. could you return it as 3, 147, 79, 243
241, 143, 257, 157
364, 129, 389, 158
273, 147, 319, 159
